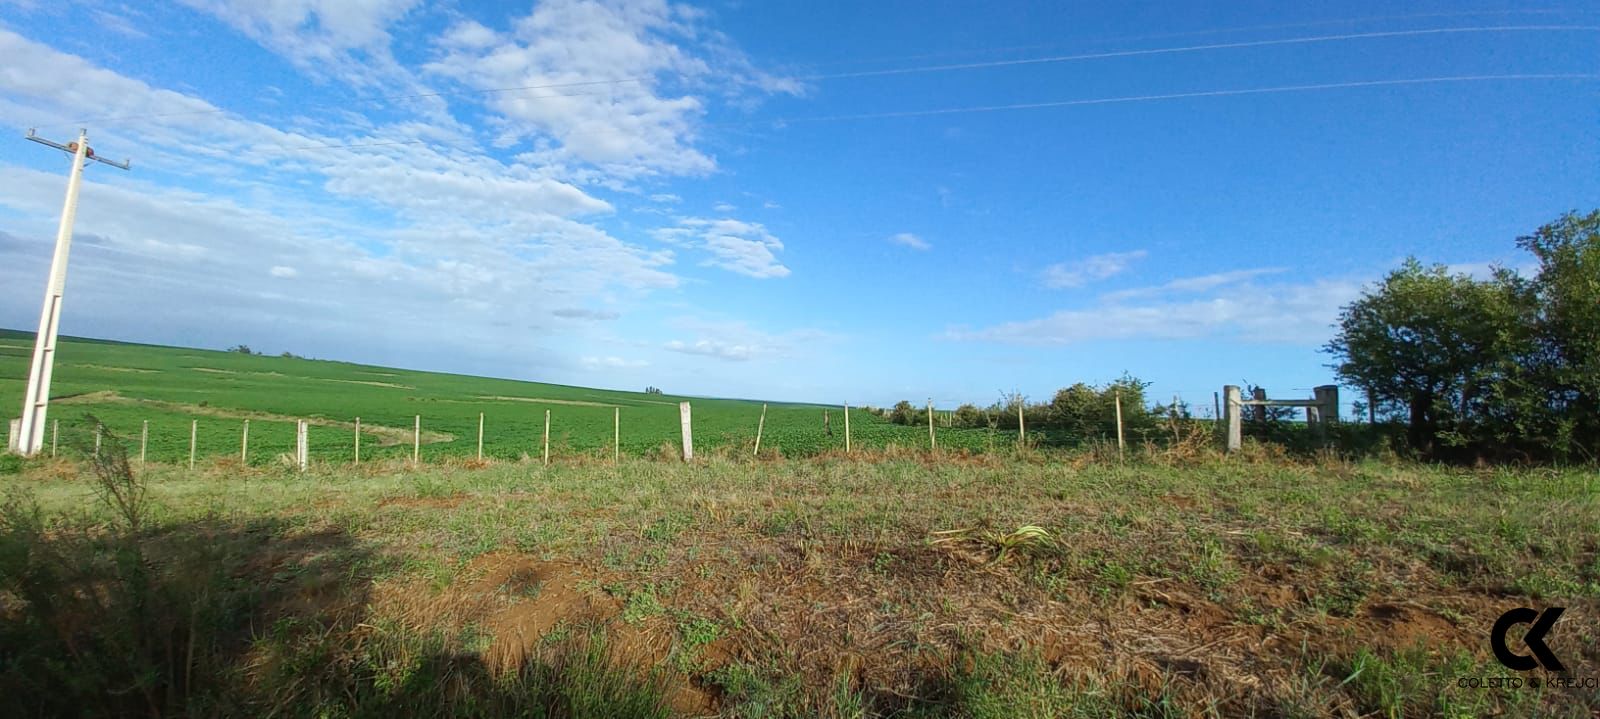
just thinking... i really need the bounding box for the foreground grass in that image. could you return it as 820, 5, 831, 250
3, 451, 1598, 717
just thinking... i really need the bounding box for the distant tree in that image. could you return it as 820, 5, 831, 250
227, 345, 254, 355
888, 400, 916, 425
644, 386, 664, 395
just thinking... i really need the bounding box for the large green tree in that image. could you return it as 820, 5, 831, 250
1324, 260, 1521, 454
1326, 210, 1600, 461
1513, 210, 1600, 458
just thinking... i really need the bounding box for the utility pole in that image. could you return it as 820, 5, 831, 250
9, 129, 129, 456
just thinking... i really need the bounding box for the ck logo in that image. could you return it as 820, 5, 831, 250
1491, 607, 1565, 672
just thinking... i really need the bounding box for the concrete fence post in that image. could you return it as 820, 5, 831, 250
679, 402, 693, 462
753, 404, 766, 457
187, 420, 195, 469
241, 419, 250, 464
295, 420, 308, 472
1224, 385, 1242, 453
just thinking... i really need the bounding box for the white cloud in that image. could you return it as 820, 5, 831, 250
664, 338, 760, 361
661, 317, 831, 362
887, 232, 930, 251
269, 265, 298, 278
553, 307, 621, 321
1041, 250, 1147, 288
581, 355, 647, 369
658, 217, 790, 279
422, 0, 797, 181
713, 201, 736, 213
178, 0, 423, 87
649, 193, 682, 204
1101, 267, 1285, 302
946, 277, 1361, 346
0, 29, 680, 379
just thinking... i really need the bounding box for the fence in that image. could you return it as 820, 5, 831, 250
8, 385, 1346, 468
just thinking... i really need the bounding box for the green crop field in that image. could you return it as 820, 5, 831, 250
0, 328, 1005, 463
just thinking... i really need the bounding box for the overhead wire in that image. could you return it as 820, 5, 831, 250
794, 26, 1600, 81
28, 24, 1599, 131
282, 73, 1600, 153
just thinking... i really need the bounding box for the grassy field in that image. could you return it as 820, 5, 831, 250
2, 448, 1598, 717
0, 329, 1008, 463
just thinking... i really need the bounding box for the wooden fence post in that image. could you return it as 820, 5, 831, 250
679, 402, 693, 462
477, 412, 484, 461
542, 410, 551, 466
1223, 385, 1242, 453
188, 419, 196, 470
94, 424, 102, 458
613, 407, 619, 463
753, 403, 766, 457
51, 419, 57, 458
295, 420, 308, 472
926, 399, 936, 450
843, 402, 851, 453
412, 415, 420, 466
1213, 392, 1222, 422
1114, 391, 1125, 456
353, 417, 360, 465
140, 420, 147, 465
241, 419, 249, 464
1251, 387, 1267, 424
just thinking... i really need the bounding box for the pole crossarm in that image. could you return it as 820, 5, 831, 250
26, 129, 132, 169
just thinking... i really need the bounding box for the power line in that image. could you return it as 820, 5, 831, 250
780, 73, 1600, 123
282, 73, 1600, 153
29, 24, 1598, 130
799, 8, 1591, 70
796, 26, 1600, 81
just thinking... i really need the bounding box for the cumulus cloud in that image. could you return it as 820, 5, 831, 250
269, 265, 298, 278
887, 232, 930, 251
1041, 250, 1147, 288
657, 217, 790, 279
178, 0, 424, 87
422, 0, 798, 181
0, 28, 678, 378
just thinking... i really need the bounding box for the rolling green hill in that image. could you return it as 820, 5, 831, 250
0, 329, 997, 463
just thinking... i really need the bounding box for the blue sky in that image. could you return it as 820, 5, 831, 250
0, 1, 1595, 412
